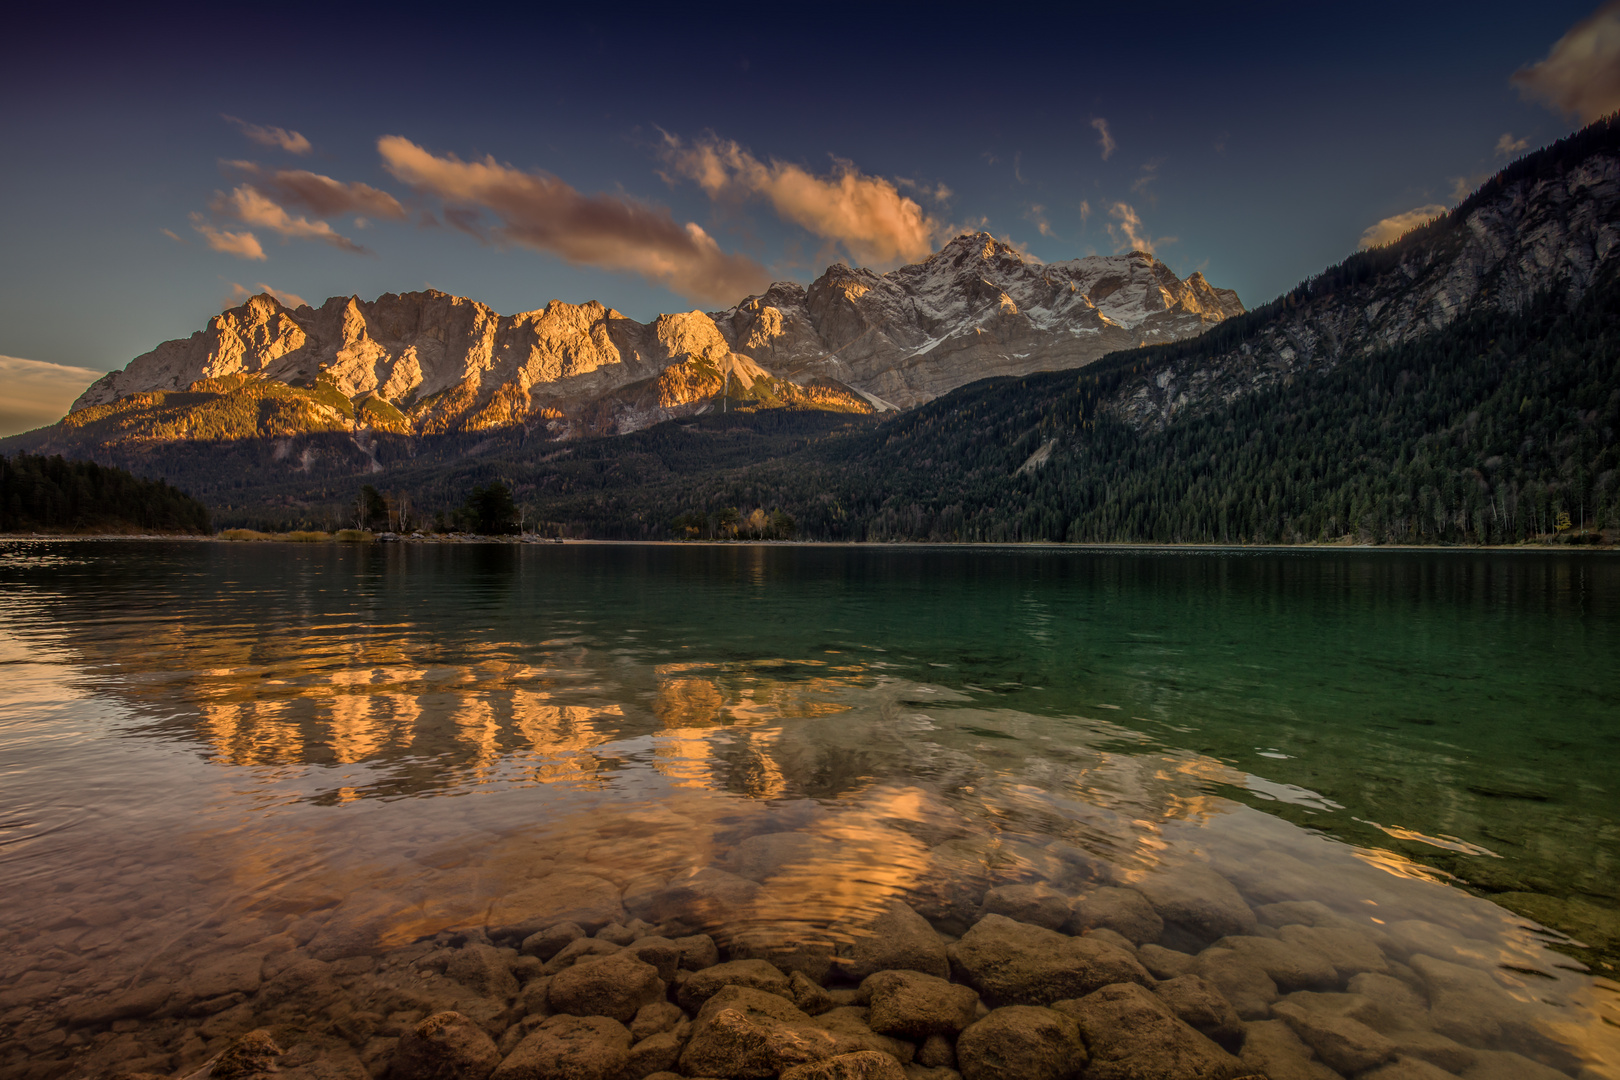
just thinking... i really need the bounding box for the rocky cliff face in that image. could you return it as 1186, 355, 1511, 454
714, 234, 1243, 408
70, 293, 841, 439
1110, 140, 1620, 430
65, 233, 1241, 444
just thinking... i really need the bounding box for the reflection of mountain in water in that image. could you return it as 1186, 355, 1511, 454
4, 542, 1620, 1075
6, 542, 1619, 967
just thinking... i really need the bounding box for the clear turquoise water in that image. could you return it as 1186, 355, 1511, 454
1, 541, 1617, 1073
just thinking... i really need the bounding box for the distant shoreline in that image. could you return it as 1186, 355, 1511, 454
2, 533, 1614, 554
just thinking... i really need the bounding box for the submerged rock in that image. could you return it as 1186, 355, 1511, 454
1052, 982, 1246, 1080
1135, 866, 1256, 946
199, 1030, 284, 1080
790, 970, 835, 1015
489, 872, 627, 937
1211, 935, 1338, 992
1150, 974, 1245, 1050
391, 1011, 500, 1080
624, 868, 763, 934
862, 970, 980, 1038
1238, 1019, 1340, 1080
978, 883, 1072, 930
1193, 947, 1280, 1020
547, 949, 664, 1022
1361, 1058, 1456, 1080
948, 914, 1150, 1006
730, 926, 838, 982
1276, 923, 1390, 981
491, 1014, 631, 1080
844, 900, 950, 981
677, 958, 793, 1013
541, 938, 621, 976
1138, 943, 1198, 980
779, 1050, 908, 1080
446, 943, 520, 1000
622, 936, 682, 981
678, 985, 839, 1079
1066, 887, 1164, 945
955, 1005, 1086, 1080
671, 933, 722, 971
520, 923, 585, 962
629, 1000, 686, 1042
814, 1005, 916, 1063
625, 1029, 686, 1078
1273, 997, 1397, 1075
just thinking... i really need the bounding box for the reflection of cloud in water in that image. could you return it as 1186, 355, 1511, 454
1359, 819, 1502, 858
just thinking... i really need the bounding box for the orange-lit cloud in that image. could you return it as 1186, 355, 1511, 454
378, 136, 771, 304
661, 134, 939, 266
223, 115, 312, 156
190, 214, 266, 260
1130, 159, 1163, 197
1025, 204, 1055, 238
223, 161, 407, 220
1091, 118, 1116, 161
226, 282, 310, 310
1494, 133, 1529, 158
1358, 204, 1448, 249
1105, 202, 1172, 254
0, 355, 104, 436
1449, 171, 1493, 202
214, 185, 368, 254
1511, 2, 1620, 122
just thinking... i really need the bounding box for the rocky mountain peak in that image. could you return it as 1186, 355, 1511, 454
64, 233, 1242, 443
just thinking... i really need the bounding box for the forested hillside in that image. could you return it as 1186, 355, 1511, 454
0, 454, 210, 534
344, 258, 1614, 545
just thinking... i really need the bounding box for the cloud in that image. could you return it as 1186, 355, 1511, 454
378, 135, 770, 304
1091, 118, 1116, 161
190, 214, 265, 260
1105, 202, 1173, 254
1025, 204, 1055, 238
1130, 159, 1163, 197
223, 115, 312, 156
1358, 204, 1448, 249
225, 282, 310, 310
1079, 199, 1091, 225
161, 227, 186, 244
1449, 171, 1493, 201
1511, 2, 1620, 122
992, 234, 1045, 262
661, 134, 939, 266
213, 185, 368, 254
0, 355, 105, 436
1495, 132, 1530, 157
221, 161, 407, 221
895, 177, 953, 202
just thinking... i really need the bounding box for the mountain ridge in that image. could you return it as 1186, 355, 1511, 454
1096, 116, 1620, 431
59, 235, 1242, 448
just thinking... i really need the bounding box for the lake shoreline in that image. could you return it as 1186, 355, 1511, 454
3, 533, 1615, 553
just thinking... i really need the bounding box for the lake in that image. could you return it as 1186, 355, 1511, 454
1, 541, 1616, 1078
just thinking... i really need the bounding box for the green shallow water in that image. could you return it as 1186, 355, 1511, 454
0, 541, 1617, 1075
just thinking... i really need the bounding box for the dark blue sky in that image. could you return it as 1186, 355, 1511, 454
0, 1, 1606, 375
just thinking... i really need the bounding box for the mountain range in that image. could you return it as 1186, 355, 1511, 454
55, 237, 1241, 452
3, 117, 1617, 546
